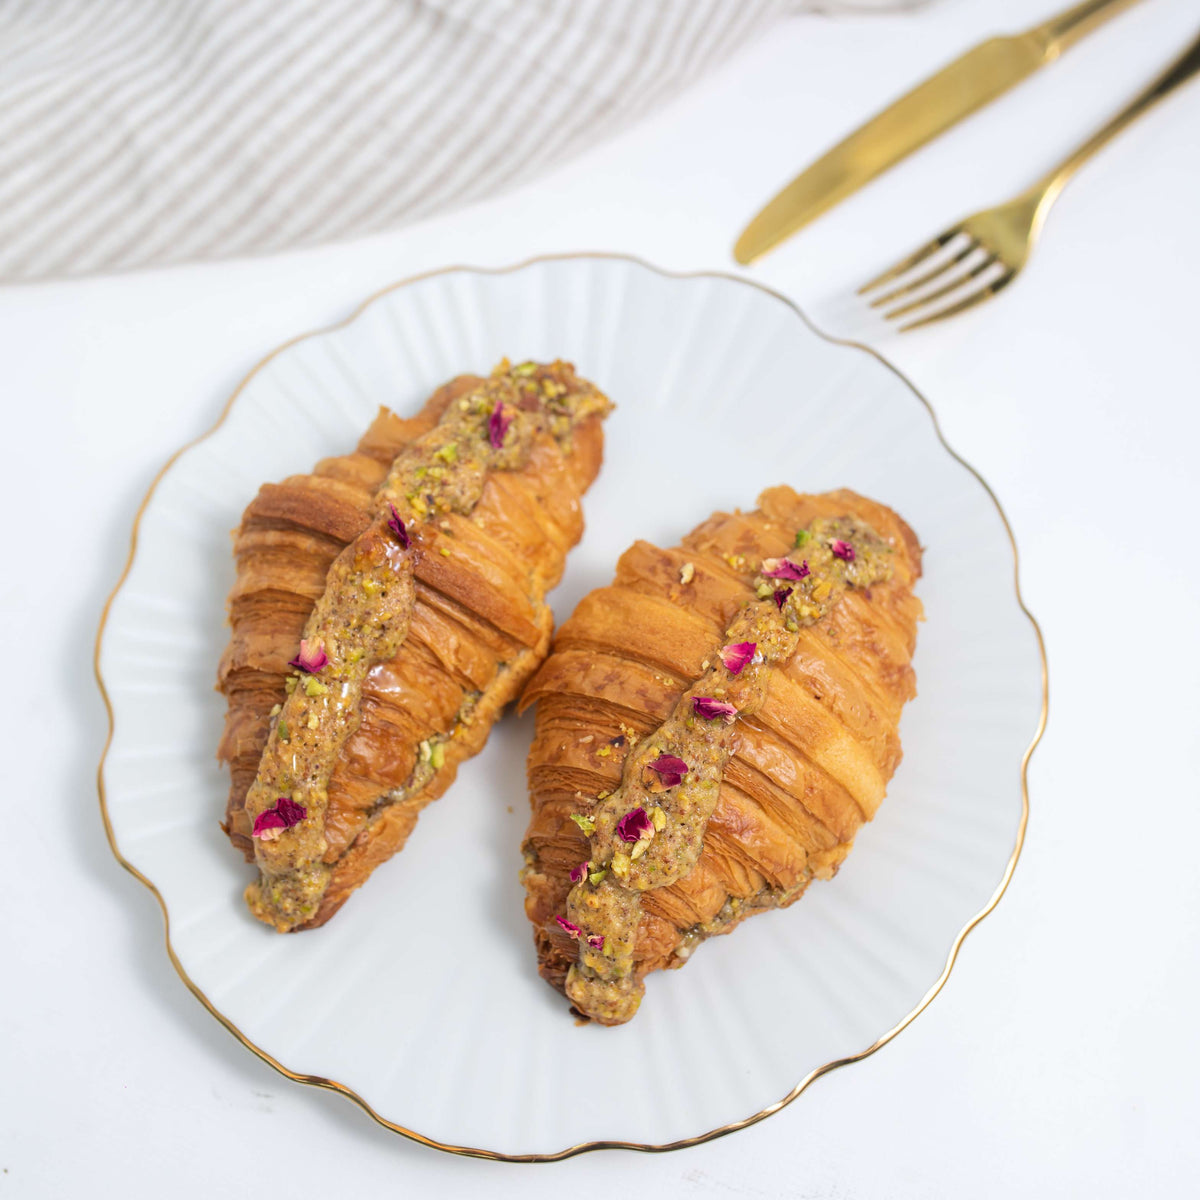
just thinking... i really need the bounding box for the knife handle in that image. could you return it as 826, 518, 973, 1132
1029, 0, 1146, 61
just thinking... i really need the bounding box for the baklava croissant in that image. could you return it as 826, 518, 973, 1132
218, 360, 612, 931
519, 487, 922, 1024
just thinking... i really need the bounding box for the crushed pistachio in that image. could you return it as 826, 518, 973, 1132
569, 813, 596, 835
430, 742, 446, 770
277, 719, 290, 743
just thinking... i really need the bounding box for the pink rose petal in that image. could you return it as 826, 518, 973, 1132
773, 587, 792, 610
251, 797, 308, 840
488, 400, 513, 449
692, 697, 737, 723
616, 807, 654, 842
647, 754, 688, 787
719, 641, 757, 675
555, 915, 583, 939
830, 539, 855, 562
288, 638, 328, 674
251, 810, 286, 840
762, 556, 810, 581
274, 797, 307, 827
586, 934, 605, 950
386, 502, 410, 548
569, 861, 590, 885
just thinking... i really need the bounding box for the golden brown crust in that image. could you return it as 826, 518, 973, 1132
217, 372, 606, 928
519, 487, 923, 1009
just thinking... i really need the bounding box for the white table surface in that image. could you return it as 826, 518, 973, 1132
4, 0, 1199, 1194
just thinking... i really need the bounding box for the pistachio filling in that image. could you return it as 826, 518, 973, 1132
244, 361, 610, 931
560, 516, 894, 1023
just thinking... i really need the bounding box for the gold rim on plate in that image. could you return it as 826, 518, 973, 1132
94, 252, 1048, 1161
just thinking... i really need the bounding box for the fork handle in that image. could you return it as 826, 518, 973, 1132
1033, 28, 1200, 206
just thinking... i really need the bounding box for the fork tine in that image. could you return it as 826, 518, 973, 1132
897, 269, 1016, 333
857, 229, 958, 294
867, 240, 975, 309
882, 252, 998, 321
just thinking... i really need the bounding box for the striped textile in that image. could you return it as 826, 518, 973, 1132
0, 0, 921, 281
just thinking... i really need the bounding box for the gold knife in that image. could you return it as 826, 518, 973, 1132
734, 0, 1145, 265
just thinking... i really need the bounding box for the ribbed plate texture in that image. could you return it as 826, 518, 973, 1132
99, 257, 1042, 1155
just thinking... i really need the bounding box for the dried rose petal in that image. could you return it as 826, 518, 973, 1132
252, 797, 308, 839
488, 399, 513, 449
386, 502, 410, 548
692, 697, 737, 723
555, 915, 583, 939
762, 556, 810, 581
647, 754, 688, 787
251, 810, 286, 840
288, 638, 328, 674
586, 934, 605, 950
830, 539, 855, 561
569, 861, 590, 885
616, 807, 654, 842
719, 641, 757, 675
274, 797, 308, 828
773, 587, 793, 610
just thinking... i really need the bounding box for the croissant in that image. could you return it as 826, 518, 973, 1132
218, 360, 612, 931
519, 486, 923, 1024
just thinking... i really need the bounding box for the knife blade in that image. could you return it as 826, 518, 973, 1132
734, 0, 1144, 264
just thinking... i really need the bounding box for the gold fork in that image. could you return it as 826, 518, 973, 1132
860, 28, 1200, 332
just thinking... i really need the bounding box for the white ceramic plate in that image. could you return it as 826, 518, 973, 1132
97, 254, 1045, 1159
